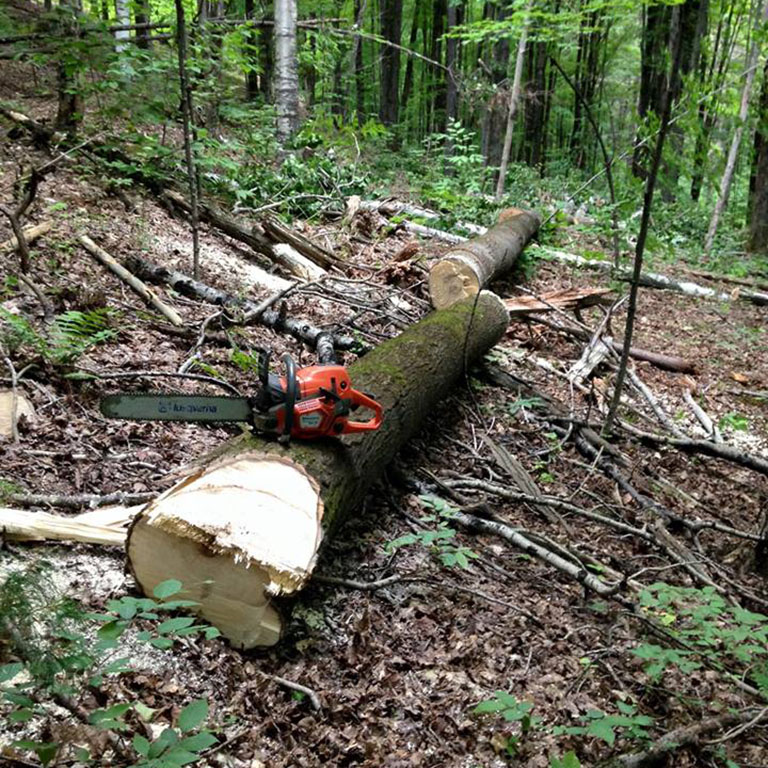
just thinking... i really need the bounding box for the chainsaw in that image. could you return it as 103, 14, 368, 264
100, 352, 383, 441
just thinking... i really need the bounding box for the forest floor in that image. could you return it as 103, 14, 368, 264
2, 58, 768, 768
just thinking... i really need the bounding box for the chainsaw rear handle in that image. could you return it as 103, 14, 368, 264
343, 389, 383, 433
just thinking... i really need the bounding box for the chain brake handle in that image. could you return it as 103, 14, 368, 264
342, 389, 383, 433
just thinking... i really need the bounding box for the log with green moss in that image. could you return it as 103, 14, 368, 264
125, 292, 508, 649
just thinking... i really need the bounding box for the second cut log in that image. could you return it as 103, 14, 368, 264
428, 208, 541, 309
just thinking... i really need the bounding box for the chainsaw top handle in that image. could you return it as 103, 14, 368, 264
280, 353, 297, 441
342, 388, 383, 433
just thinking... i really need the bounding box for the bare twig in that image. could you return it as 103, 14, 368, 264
265, 674, 322, 712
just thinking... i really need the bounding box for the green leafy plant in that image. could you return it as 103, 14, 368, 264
552, 703, 653, 747
550, 752, 581, 768
634, 583, 768, 693
1, 565, 220, 766
386, 495, 479, 569
718, 412, 749, 432
473, 691, 539, 756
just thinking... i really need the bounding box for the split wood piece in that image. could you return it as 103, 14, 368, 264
429, 209, 542, 309
0, 220, 51, 254
261, 215, 336, 270
162, 189, 330, 279
125, 253, 363, 358
536, 245, 768, 306
683, 388, 722, 442
0, 506, 133, 546
567, 335, 612, 387
504, 287, 613, 316
78, 236, 184, 327
125, 292, 509, 649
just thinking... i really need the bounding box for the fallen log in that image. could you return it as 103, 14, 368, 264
429, 208, 541, 309
125, 292, 508, 648
0, 220, 51, 254
125, 253, 364, 360
357, 198, 487, 236
536, 245, 768, 306
78, 235, 184, 326
162, 189, 330, 279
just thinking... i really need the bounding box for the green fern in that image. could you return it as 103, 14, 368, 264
0, 308, 118, 365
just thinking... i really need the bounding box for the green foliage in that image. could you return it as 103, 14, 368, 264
0, 308, 118, 367
718, 412, 749, 432
1, 565, 220, 766
550, 752, 581, 768
473, 691, 539, 756
552, 703, 653, 747
634, 583, 768, 695
386, 495, 478, 570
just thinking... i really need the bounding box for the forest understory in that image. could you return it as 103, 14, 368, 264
2, 52, 768, 768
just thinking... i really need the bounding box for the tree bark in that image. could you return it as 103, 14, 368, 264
749, 57, 768, 252
124, 292, 508, 648
274, 0, 299, 143
379, 0, 402, 125
113, 0, 130, 51
55, 0, 84, 134
133, 0, 150, 49
705, 1, 767, 254
429, 208, 541, 308
243, 0, 259, 101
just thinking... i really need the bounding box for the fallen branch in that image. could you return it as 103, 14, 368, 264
0, 220, 51, 254
6, 490, 154, 510
683, 388, 722, 442
79, 235, 184, 326
125, 253, 364, 360
450, 507, 618, 596
536, 245, 768, 306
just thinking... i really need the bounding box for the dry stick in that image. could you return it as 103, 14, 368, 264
174, 0, 200, 279
615, 708, 761, 768
0, 220, 51, 253
78, 235, 185, 326
550, 56, 620, 264
264, 674, 322, 712
178, 311, 222, 374
625, 367, 686, 438
77, 367, 242, 396
605, 5, 685, 433
7, 491, 154, 509
0, 203, 31, 273
2, 351, 19, 444
449, 508, 618, 596
683, 388, 722, 442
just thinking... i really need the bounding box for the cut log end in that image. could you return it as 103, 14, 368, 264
126, 453, 323, 649
428, 257, 481, 309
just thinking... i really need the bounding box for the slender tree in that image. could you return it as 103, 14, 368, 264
605, 3, 686, 432
749, 57, 768, 251
495, 4, 530, 201
274, 0, 299, 142
705, 0, 767, 255
174, 0, 200, 278
55, 0, 84, 134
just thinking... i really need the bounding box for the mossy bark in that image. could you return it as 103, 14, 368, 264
125, 292, 508, 647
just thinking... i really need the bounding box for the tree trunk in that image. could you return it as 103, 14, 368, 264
274, 0, 299, 143
124, 292, 508, 648
113, 0, 130, 52
134, 0, 150, 49
379, 0, 402, 125
429, 208, 541, 308
244, 0, 259, 101
55, 0, 83, 134
353, 0, 366, 125
705, 1, 767, 254
749, 57, 768, 252
495, 6, 530, 200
